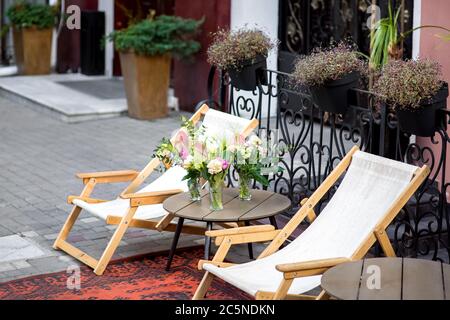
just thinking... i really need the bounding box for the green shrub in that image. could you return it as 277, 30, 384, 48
108, 15, 202, 58
7, 1, 56, 29
207, 28, 276, 70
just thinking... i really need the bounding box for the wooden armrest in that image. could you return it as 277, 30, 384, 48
67, 196, 108, 204
76, 170, 139, 184
276, 257, 351, 276
197, 260, 236, 270
206, 225, 275, 238
77, 170, 139, 179
120, 189, 184, 207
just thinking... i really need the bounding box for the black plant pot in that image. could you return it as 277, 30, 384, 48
396, 83, 449, 137
309, 72, 360, 115
228, 55, 268, 91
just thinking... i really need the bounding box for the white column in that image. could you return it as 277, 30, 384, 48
412, 0, 422, 60
49, 0, 58, 69
98, 0, 114, 77
230, 0, 279, 118
231, 0, 279, 72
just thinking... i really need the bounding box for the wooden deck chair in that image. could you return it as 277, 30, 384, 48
193, 145, 430, 300
53, 104, 259, 275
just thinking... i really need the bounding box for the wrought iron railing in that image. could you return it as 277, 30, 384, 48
199, 67, 450, 263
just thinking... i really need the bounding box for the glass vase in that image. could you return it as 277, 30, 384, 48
209, 179, 224, 211
188, 178, 201, 201
238, 172, 252, 201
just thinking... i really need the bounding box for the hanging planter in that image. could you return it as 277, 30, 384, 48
309, 72, 360, 115
207, 28, 276, 92
227, 54, 268, 91
291, 43, 365, 115
373, 59, 448, 137
396, 83, 448, 137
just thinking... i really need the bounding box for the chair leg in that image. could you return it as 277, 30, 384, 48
156, 213, 176, 231
316, 290, 330, 300
193, 271, 214, 300
54, 179, 96, 250
53, 205, 82, 249
273, 279, 293, 300
94, 207, 137, 275
374, 228, 396, 257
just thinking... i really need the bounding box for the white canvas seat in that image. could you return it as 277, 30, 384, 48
202, 109, 252, 143
73, 166, 189, 221
194, 146, 430, 300
53, 104, 259, 276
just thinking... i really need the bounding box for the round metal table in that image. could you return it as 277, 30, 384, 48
163, 188, 291, 270
321, 257, 450, 300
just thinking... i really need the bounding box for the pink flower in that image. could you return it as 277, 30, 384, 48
179, 147, 189, 160
175, 128, 189, 144
221, 159, 230, 170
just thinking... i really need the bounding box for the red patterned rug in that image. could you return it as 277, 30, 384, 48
0, 248, 250, 300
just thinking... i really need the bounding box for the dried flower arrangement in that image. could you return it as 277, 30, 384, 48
373, 59, 448, 137
291, 43, 366, 87
207, 28, 276, 71
290, 42, 366, 114
373, 59, 445, 110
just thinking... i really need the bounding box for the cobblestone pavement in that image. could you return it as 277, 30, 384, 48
0, 97, 262, 283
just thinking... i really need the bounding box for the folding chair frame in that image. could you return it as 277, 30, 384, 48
53, 104, 259, 275
193, 145, 430, 300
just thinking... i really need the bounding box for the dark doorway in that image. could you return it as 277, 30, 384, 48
278, 0, 414, 74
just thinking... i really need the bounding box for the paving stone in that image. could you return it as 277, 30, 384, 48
0, 263, 16, 272
21, 231, 39, 238
0, 235, 46, 263
11, 260, 32, 269
80, 217, 100, 224
43, 233, 59, 240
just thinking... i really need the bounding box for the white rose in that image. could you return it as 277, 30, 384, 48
183, 155, 193, 168
228, 145, 237, 153
207, 159, 223, 175
240, 148, 252, 160
162, 149, 171, 157
249, 135, 262, 146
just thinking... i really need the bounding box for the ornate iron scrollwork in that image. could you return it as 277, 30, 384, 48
208, 67, 449, 263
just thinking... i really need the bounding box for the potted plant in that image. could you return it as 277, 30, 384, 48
373, 59, 448, 137
369, 0, 450, 70
6, 1, 56, 75
108, 15, 202, 120
291, 43, 365, 115
207, 28, 276, 91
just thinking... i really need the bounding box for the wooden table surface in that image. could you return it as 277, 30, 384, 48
163, 188, 291, 270
163, 188, 291, 222
321, 257, 450, 300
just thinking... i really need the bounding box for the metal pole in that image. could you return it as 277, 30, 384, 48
369, 0, 377, 91
400, 0, 405, 54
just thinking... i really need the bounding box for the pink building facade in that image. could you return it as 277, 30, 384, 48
416, 0, 450, 198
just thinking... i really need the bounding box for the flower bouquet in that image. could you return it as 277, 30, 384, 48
195, 135, 231, 211
153, 117, 205, 200
229, 135, 271, 200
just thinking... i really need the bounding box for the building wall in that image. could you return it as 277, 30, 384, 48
173, 0, 231, 111
230, 0, 279, 117
416, 0, 450, 197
